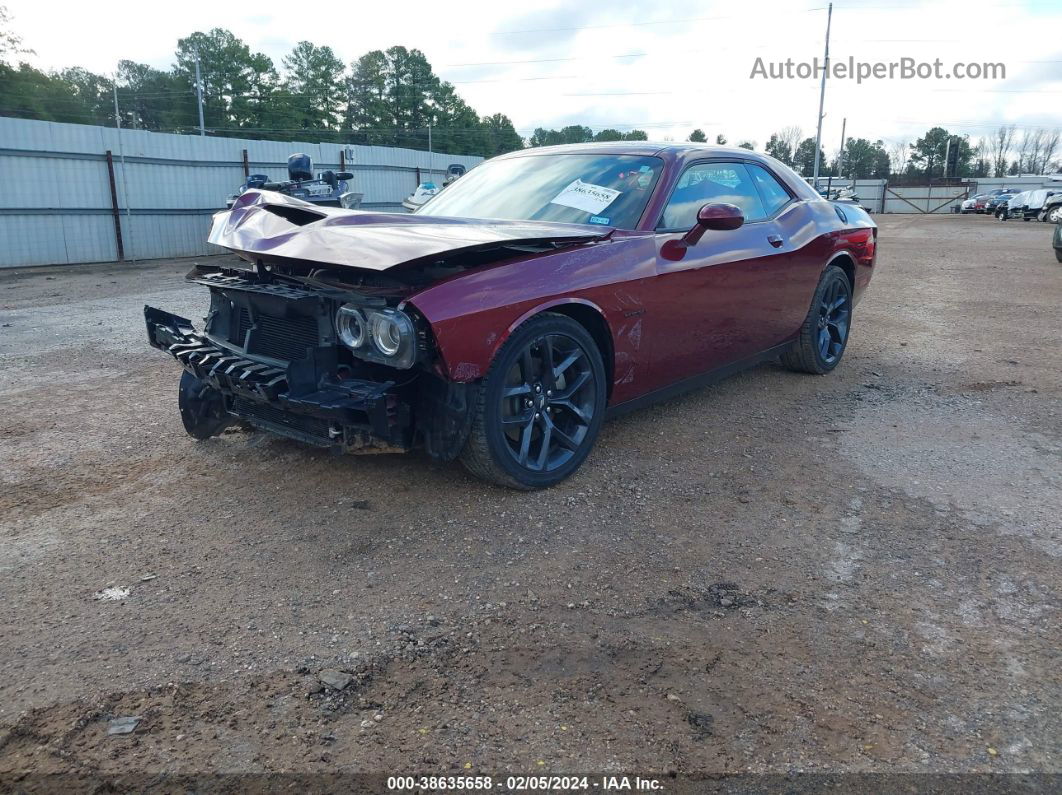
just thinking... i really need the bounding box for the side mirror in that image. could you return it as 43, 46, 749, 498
684, 202, 744, 245
336, 171, 354, 180
661, 203, 744, 262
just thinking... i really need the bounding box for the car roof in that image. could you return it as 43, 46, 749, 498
492, 141, 780, 162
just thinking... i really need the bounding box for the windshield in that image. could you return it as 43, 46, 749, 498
416, 153, 664, 229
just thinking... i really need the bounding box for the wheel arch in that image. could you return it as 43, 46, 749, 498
504, 298, 616, 400
825, 250, 856, 291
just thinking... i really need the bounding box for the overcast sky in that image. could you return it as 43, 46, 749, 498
7, 0, 1061, 151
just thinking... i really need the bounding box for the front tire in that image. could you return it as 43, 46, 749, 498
178, 370, 232, 440
460, 313, 606, 489
781, 265, 853, 375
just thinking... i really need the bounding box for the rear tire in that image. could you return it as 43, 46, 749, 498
781, 265, 853, 375
460, 313, 606, 489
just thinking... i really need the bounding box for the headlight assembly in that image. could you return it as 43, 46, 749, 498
336, 304, 417, 369
335, 305, 368, 349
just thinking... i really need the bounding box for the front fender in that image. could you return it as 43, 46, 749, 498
406, 238, 657, 398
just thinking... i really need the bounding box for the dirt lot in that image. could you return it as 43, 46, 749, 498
0, 215, 1059, 784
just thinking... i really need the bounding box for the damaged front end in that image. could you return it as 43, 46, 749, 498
147, 190, 610, 462
146, 265, 472, 459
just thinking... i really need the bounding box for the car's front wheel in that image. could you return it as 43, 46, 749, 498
178, 370, 232, 440
460, 313, 606, 489
1047, 206, 1062, 224
781, 264, 853, 375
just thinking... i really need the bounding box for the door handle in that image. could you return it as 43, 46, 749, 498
767, 234, 784, 248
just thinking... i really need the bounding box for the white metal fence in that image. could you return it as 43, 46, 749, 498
0, 117, 482, 268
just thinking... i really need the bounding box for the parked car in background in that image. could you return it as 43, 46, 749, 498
1018, 189, 1058, 221
997, 191, 1030, 220
984, 191, 1016, 215
1041, 193, 1062, 224
145, 143, 878, 488
961, 194, 988, 213
1054, 219, 1062, 262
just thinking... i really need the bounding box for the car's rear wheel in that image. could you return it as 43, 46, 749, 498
1047, 206, 1062, 224
460, 313, 606, 489
781, 264, 852, 375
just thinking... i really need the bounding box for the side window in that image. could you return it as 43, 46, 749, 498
747, 164, 793, 217
659, 162, 766, 230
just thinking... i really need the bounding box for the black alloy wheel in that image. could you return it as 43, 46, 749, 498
461, 313, 606, 489
781, 264, 853, 374
815, 275, 851, 367
498, 333, 596, 473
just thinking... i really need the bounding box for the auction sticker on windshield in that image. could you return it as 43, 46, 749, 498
550, 179, 621, 215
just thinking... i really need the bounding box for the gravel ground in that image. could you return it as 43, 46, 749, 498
0, 215, 1059, 782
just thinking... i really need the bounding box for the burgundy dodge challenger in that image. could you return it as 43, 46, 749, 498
146, 143, 877, 488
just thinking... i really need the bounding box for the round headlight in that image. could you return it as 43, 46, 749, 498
336, 304, 367, 349
371, 313, 403, 356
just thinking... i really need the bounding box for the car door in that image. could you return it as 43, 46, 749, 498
648, 160, 800, 384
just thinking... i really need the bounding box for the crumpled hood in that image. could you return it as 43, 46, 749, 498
208, 189, 612, 271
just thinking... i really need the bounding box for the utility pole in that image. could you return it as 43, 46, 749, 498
427, 124, 433, 176
828, 114, 845, 195
112, 84, 136, 263
837, 117, 847, 179
812, 2, 833, 188
194, 53, 205, 136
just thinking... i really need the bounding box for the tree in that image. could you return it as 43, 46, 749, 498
715, 133, 727, 145
116, 60, 196, 131
430, 81, 487, 155
480, 113, 523, 156
174, 29, 279, 132
346, 46, 467, 151
908, 127, 971, 179
765, 133, 791, 165
1012, 128, 1062, 175
594, 128, 624, 142
1041, 130, 1061, 175
687, 128, 707, 143
281, 42, 346, 132
622, 129, 648, 141
886, 140, 911, 176
345, 49, 391, 146
793, 137, 826, 176
737, 141, 755, 150
0, 4, 31, 64
971, 137, 991, 178
0, 62, 110, 124
991, 125, 1015, 178
837, 138, 890, 179
527, 125, 593, 146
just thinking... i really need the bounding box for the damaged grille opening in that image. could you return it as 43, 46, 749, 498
247, 313, 319, 361
231, 397, 332, 441
230, 307, 252, 345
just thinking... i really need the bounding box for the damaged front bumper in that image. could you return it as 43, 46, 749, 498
145, 306, 412, 453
